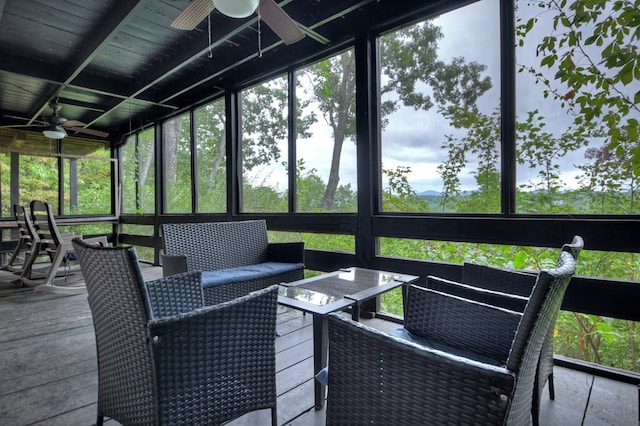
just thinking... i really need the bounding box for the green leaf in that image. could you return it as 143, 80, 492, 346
513, 251, 527, 269
621, 63, 633, 85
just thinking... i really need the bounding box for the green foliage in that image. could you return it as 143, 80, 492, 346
296, 159, 357, 212
164, 114, 192, 213
516, 110, 591, 212
242, 79, 289, 170
379, 23, 492, 112
438, 106, 501, 213
18, 156, 59, 208
555, 312, 639, 372
196, 100, 226, 213
517, 0, 640, 174
576, 138, 640, 212
382, 165, 430, 212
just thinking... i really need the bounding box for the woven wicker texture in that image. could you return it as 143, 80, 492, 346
203, 268, 302, 305
145, 271, 205, 318
458, 236, 583, 424
162, 221, 270, 270
72, 238, 278, 426
326, 239, 581, 426
462, 263, 537, 297
427, 276, 529, 312
161, 220, 304, 304
326, 314, 514, 425
404, 285, 522, 364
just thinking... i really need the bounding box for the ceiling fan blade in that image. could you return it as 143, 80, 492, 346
2, 114, 47, 126
67, 127, 110, 138
259, 0, 305, 45
171, 0, 215, 30
61, 120, 86, 127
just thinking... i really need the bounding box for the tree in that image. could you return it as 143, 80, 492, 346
517, 0, 640, 174
382, 165, 430, 212
195, 100, 226, 212
516, 110, 590, 212
438, 106, 502, 213
300, 21, 492, 209
576, 138, 640, 213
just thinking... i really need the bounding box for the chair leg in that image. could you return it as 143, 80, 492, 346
18, 240, 42, 281
532, 392, 540, 426
96, 413, 104, 426
271, 407, 278, 426
548, 373, 555, 400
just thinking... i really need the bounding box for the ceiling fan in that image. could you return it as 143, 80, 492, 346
1, 100, 109, 139
171, 0, 305, 45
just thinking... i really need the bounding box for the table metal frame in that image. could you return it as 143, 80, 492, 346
278, 267, 418, 410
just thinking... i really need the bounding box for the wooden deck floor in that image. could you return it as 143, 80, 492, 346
0, 265, 637, 425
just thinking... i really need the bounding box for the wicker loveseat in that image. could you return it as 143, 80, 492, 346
161, 220, 304, 304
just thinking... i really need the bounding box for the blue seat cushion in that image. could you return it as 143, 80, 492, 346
201, 261, 304, 289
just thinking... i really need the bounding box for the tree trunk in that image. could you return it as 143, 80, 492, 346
320, 53, 356, 210
164, 118, 183, 186
138, 141, 154, 187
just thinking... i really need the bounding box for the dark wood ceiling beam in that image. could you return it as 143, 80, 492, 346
95, 0, 366, 126
27, 0, 148, 127
0, 56, 177, 116
85, 16, 257, 129
0, 0, 6, 24
0, 56, 67, 91
65, 1, 147, 84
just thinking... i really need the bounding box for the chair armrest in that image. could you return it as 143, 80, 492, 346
326, 313, 515, 424
404, 284, 521, 363
145, 271, 205, 318
267, 242, 305, 264
161, 254, 189, 277
462, 262, 537, 297
427, 275, 528, 312
148, 285, 278, 424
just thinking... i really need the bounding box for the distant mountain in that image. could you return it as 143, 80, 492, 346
417, 190, 441, 196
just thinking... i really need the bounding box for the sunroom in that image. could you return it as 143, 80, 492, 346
0, 0, 638, 424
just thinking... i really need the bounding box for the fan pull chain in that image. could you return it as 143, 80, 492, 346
258, 12, 263, 58
208, 14, 213, 58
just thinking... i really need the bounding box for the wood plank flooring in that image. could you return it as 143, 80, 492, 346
0, 266, 637, 425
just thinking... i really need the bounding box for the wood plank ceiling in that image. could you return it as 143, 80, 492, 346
0, 0, 437, 145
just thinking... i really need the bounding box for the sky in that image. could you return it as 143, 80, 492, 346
247, 0, 635, 195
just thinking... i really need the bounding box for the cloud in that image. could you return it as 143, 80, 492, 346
253, 0, 632, 197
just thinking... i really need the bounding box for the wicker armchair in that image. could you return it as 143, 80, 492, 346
325, 246, 579, 425
427, 236, 583, 424
72, 238, 279, 426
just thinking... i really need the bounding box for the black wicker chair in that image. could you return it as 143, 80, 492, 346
325, 244, 579, 425
72, 238, 279, 426
427, 236, 583, 425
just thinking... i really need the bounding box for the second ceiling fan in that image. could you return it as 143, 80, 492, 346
171, 0, 305, 45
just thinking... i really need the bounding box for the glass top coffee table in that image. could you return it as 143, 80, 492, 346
278, 267, 419, 410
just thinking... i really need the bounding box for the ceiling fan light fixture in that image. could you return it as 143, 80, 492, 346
214, 0, 259, 18
43, 124, 66, 139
